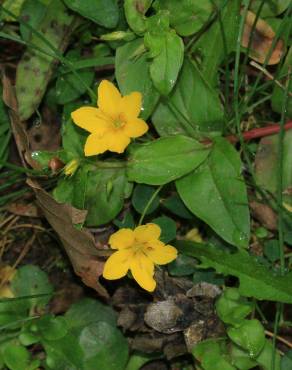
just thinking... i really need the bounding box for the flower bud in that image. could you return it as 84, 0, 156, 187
64, 159, 79, 176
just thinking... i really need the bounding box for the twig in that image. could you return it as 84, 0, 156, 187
265, 330, 292, 349
250, 61, 292, 98
8, 224, 46, 232
0, 214, 15, 229
12, 233, 36, 271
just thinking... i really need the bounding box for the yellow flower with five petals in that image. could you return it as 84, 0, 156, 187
71, 80, 149, 156
103, 223, 178, 292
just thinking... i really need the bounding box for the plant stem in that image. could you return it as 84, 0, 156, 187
138, 185, 163, 226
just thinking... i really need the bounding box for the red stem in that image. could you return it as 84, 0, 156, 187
226, 120, 292, 144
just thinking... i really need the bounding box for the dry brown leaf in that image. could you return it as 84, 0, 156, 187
27, 180, 109, 298
249, 200, 277, 231
2, 73, 109, 298
241, 10, 284, 65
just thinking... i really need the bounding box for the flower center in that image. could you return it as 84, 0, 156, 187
112, 113, 126, 128
132, 241, 153, 255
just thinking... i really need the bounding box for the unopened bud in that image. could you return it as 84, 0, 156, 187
64, 159, 79, 176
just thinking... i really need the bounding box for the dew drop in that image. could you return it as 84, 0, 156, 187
232, 230, 248, 247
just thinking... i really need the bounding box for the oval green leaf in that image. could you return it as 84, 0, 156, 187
127, 135, 210, 185
176, 137, 250, 248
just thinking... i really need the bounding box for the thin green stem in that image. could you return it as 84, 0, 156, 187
255, 302, 268, 324
138, 185, 163, 226
277, 70, 291, 275
233, 0, 255, 177
0, 188, 28, 205
271, 304, 282, 370
0, 161, 43, 175
83, 159, 127, 169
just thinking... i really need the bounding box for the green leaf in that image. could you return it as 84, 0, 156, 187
193, 339, 236, 370
264, 240, 280, 263
272, 46, 292, 117
19, 0, 48, 41
124, 0, 153, 35
256, 340, 281, 370
83, 166, 128, 226
127, 135, 210, 185
145, 28, 184, 95
115, 38, 160, 120
229, 344, 258, 370
255, 131, 292, 208
281, 350, 292, 370
55, 50, 95, 105
53, 176, 74, 204
62, 119, 87, 159
11, 265, 53, 309
176, 137, 250, 248
193, 268, 224, 285
43, 332, 84, 370
227, 320, 265, 358
125, 352, 158, 370
152, 216, 176, 243
42, 298, 118, 370
153, 0, 213, 36
250, 0, 291, 17
36, 315, 68, 341
114, 211, 135, 229
216, 288, 253, 326
63, 0, 119, 28
2, 344, 31, 370
1, 0, 25, 21
19, 332, 40, 346
152, 58, 224, 137
65, 298, 117, 329
161, 194, 193, 219
53, 163, 128, 227
168, 254, 197, 276
79, 322, 128, 370
176, 240, 292, 304
132, 184, 160, 215
194, 0, 240, 86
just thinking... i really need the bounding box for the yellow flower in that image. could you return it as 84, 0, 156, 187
103, 223, 178, 292
71, 80, 149, 156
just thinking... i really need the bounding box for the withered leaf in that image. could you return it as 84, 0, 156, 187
28, 180, 109, 298
2, 73, 109, 298
241, 10, 284, 65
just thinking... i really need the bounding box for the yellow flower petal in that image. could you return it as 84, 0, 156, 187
120, 92, 142, 119
84, 133, 109, 156
109, 228, 135, 249
123, 118, 149, 138
145, 241, 178, 265
103, 249, 131, 280
130, 253, 156, 292
134, 223, 161, 243
98, 80, 121, 118
71, 107, 111, 134
106, 130, 131, 153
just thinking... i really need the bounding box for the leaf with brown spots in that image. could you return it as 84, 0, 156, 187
241, 10, 284, 65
